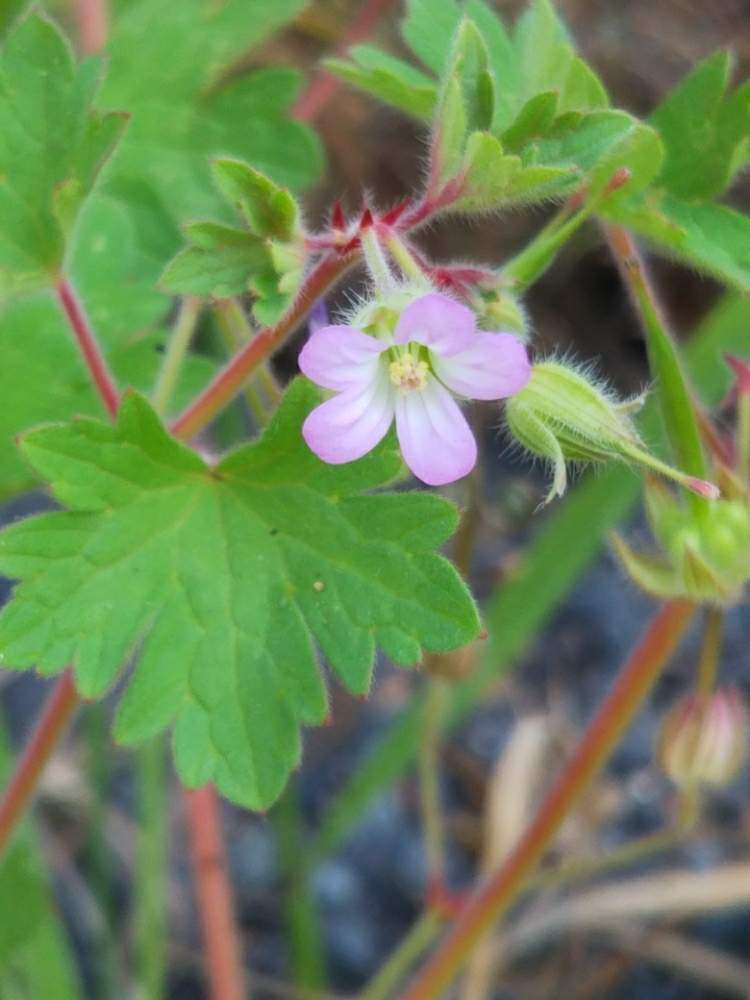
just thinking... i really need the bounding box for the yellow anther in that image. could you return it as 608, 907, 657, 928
388, 355, 428, 391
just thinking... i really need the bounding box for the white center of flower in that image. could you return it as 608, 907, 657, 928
388, 354, 428, 391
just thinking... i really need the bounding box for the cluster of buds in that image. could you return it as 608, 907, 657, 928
658, 687, 748, 790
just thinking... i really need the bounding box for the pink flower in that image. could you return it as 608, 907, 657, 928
298, 292, 530, 486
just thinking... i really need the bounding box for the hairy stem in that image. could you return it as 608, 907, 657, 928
400, 600, 695, 999
183, 785, 248, 1000
170, 249, 355, 440
603, 226, 709, 518
56, 279, 119, 419
0, 671, 79, 858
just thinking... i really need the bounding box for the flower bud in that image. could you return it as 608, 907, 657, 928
505, 361, 719, 504
614, 479, 750, 604
657, 687, 747, 790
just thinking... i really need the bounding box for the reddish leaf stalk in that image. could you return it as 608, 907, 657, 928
56, 279, 119, 419
74, 0, 108, 55
400, 600, 695, 999
291, 0, 398, 123
183, 786, 247, 1000
0, 671, 78, 857
170, 249, 356, 440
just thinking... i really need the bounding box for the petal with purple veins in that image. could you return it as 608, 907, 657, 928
298, 325, 387, 391
395, 378, 477, 486
434, 332, 531, 400
393, 293, 476, 356
302, 370, 395, 464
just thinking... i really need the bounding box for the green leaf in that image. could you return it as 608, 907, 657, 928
650, 51, 750, 200
500, 91, 558, 151
513, 0, 572, 101
100, 1, 322, 235
212, 159, 300, 242
607, 193, 750, 293
0, 196, 214, 499
324, 45, 436, 119
0, 384, 479, 809
401, 0, 463, 76
0, 13, 127, 295
161, 158, 304, 317
161, 224, 270, 299
451, 131, 573, 214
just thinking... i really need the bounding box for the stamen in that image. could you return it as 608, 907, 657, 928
389, 354, 428, 391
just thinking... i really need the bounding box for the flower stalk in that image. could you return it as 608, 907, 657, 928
400, 599, 695, 999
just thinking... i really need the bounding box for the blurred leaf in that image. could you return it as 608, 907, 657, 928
325, 45, 436, 119
607, 194, 750, 293
100, 0, 322, 235
307, 290, 750, 864
650, 51, 750, 200
0, 13, 127, 296
0, 725, 80, 997
0, 384, 480, 810
212, 159, 300, 242
500, 91, 558, 151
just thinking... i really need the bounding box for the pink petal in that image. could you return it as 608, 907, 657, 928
395, 379, 477, 486
302, 370, 395, 464
434, 332, 531, 400
394, 293, 476, 356
298, 325, 387, 391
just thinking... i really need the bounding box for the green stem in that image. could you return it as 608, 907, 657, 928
85, 705, 122, 998
503, 201, 596, 291
737, 391, 750, 483
604, 225, 709, 519
360, 912, 443, 1000
274, 780, 327, 991
361, 227, 397, 294
399, 600, 695, 999
383, 233, 431, 287
152, 297, 201, 415
696, 607, 723, 696
419, 680, 448, 888
214, 300, 274, 427
134, 738, 167, 1000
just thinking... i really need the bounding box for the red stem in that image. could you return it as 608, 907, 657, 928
400, 600, 695, 999
56, 279, 119, 419
183, 786, 247, 1000
0, 671, 79, 856
170, 249, 355, 440
291, 0, 398, 123
74, 0, 108, 55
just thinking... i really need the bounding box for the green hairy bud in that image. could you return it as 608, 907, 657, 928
506, 361, 719, 505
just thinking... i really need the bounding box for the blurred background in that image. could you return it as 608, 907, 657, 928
3, 2, 750, 998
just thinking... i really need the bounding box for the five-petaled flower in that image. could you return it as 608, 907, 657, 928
298, 292, 530, 486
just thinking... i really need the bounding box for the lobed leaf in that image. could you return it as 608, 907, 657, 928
0, 383, 479, 809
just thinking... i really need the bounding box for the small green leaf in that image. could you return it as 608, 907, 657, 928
432, 74, 468, 187
161, 224, 270, 298
325, 46, 436, 119
589, 121, 663, 206
401, 0, 463, 75
500, 91, 558, 151
650, 51, 750, 199
0, 384, 479, 809
451, 131, 573, 214
0, 14, 127, 294
212, 159, 300, 242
